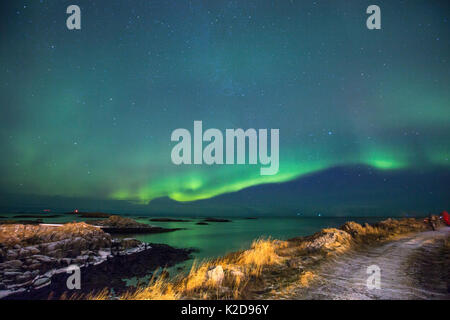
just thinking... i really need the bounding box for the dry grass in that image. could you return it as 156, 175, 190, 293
120, 276, 180, 300
238, 238, 288, 276
298, 271, 315, 287
87, 238, 287, 300
61, 288, 111, 300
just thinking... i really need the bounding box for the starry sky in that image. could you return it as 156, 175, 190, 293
0, 1, 449, 213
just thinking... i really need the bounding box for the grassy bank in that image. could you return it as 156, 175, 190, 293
84, 217, 437, 300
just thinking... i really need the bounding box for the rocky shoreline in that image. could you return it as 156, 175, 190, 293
0, 222, 192, 299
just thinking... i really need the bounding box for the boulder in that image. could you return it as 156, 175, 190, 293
31, 255, 54, 264
0, 259, 23, 269
230, 269, 244, 279
206, 265, 224, 285
16, 272, 33, 283
60, 258, 72, 266
120, 238, 141, 249
32, 277, 51, 288
47, 249, 64, 259
20, 246, 39, 256
27, 263, 42, 271
74, 255, 89, 265
340, 222, 365, 237
304, 228, 353, 253
4, 271, 22, 278
43, 241, 60, 253
71, 237, 89, 254
6, 249, 19, 260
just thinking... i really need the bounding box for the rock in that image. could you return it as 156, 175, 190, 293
16, 272, 33, 283
304, 228, 352, 253
340, 222, 366, 237
2, 268, 21, 273
206, 265, 224, 285
31, 255, 55, 264
27, 263, 42, 271
6, 249, 19, 260
47, 249, 64, 259
71, 237, 88, 254
231, 269, 244, 279
18, 248, 29, 258
120, 238, 141, 249
44, 242, 60, 253
74, 255, 89, 265
0, 221, 185, 298
33, 277, 51, 288
2, 279, 14, 285
0, 259, 23, 269
4, 271, 22, 278
20, 246, 39, 257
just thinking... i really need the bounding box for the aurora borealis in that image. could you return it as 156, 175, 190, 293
0, 1, 449, 214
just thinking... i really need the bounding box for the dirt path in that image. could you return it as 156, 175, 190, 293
291, 227, 450, 300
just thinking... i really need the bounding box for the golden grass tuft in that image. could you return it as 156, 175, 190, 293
120, 277, 179, 300
61, 288, 111, 300
238, 238, 287, 276
298, 271, 315, 287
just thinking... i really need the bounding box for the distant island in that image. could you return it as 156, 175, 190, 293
149, 218, 192, 222
203, 218, 231, 223
88, 216, 185, 234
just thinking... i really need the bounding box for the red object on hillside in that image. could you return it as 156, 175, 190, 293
74, 209, 79, 214
442, 211, 450, 226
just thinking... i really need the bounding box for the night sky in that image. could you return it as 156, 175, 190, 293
0, 1, 449, 214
